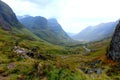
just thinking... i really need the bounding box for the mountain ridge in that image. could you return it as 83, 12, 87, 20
0, 0, 44, 41
19, 16, 73, 45
73, 21, 118, 42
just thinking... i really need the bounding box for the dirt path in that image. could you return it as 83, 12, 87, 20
83, 46, 91, 53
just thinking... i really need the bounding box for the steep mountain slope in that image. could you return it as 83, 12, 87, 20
0, 0, 68, 54
73, 21, 118, 42
0, 0, 22, 30
48, 18, 72, 41
107, 20, 120, 61
0, 0, 40, 40
19, 16, 73, 45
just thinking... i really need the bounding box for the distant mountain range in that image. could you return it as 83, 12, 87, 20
18, 16, 73, 45
73, 21, 118, 42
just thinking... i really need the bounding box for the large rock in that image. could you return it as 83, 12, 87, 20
107, 21, 120, 61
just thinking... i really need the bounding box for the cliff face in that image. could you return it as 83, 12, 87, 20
107, 21, 120, 61
0, 0, 23, 30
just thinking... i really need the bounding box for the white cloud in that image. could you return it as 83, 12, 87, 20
2, 0, 120, 33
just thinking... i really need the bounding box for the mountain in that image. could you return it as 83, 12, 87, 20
1, 1, 120, 79
73, 21, 118, 42
0, 0, 23, 30
17, 15, 31, 20
0, 0, 69, 54
19, 16, 73, 45
107, 20, 120, 62
0, 0, 41, 41
48, 18, 72, 41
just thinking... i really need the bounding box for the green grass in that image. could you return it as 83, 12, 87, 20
0, 27, 118, 80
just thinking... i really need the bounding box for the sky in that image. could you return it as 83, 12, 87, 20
2, 0, 120, 33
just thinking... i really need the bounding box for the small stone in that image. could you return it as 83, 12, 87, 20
96, 68, 102, 74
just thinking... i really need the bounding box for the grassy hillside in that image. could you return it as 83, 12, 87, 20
0, 27, 68, 54
0, 1, 119, 79
0, 27, 119, 80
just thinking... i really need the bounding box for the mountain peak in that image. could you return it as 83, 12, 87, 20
48, 18, 58, 23
19, 16, 73, 44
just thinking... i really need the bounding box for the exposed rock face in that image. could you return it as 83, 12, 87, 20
107, 21, 120, 61
0, 0, 23, 30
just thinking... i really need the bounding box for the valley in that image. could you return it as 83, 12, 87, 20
0, 0, 120, 80
0, 26, 119, 80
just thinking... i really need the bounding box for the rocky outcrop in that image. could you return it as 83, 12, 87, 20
107, 21, 120, 62
13, 46, 35, 58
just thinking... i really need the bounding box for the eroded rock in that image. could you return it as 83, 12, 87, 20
107, 21, 120, 62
